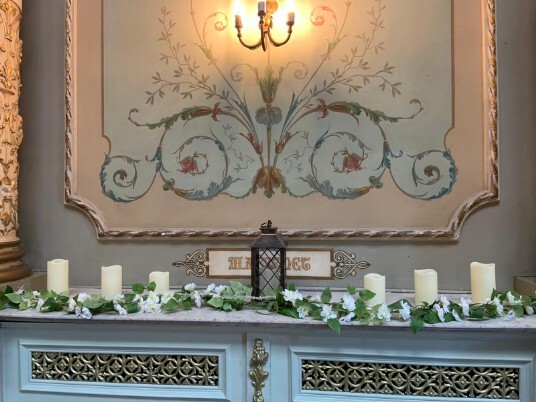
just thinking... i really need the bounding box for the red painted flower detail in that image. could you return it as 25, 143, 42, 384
179, 156, 198, 174
343, 153, 364, 172
316, 99, 329, 118
211, 103, 222, 121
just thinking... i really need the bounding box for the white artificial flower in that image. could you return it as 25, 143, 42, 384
36, 298, 45, 311
434, 303, 446, 323
113, 294, 123, 304
67, 298, 77, 312
33, 291, 40, 297
140, 300, 161, 314
506, 291, 521, 305
146, 291, 160, 304
297, 305, 310, 319
205, 283, 216, 293
311, 294, 322, 302
492, 297, 504, 315
184, 283, 196, 291
452, 309, 462, 322
439, 295, 451, 312
114, 303, 127, 315
214, 285, 227, 295
460, 297, 472, 316
16, 287, 24, 295
376, 304, 391, 322
192, 291, 202, 308
506, 309, 516, 318
320, 304, 337, 322
160, 292, 174, 304
525, 306, 534, 315
133, 294, 142, 303
342, 293, 356, 312
75, 306, 92, 319
281, 289, 303, 307
400, 301, 411, 321
339, 312, 355, 323
77, 293, 89, 303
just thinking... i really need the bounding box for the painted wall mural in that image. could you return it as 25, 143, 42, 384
66, 0, 498, 239
101, 0, 454, 202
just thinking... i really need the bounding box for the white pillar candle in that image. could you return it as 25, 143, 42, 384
414, 269, 438, 305
101, 265, 122, 299
47, 259, 69, 294
149, 271, 170, 293
363, 273, 386, 306
470, 262, 496, 303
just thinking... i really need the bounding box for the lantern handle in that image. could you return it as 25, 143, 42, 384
261, 220, 273, 229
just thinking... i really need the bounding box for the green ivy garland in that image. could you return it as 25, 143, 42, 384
1, 282, 534, 334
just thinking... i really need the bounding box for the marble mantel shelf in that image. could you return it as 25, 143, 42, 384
0, 289, 535, 333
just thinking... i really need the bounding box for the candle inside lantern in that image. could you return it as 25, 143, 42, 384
364, 273, 386, 305
414, 269, 438, 305
258, 1, 266, 13
101, 265, 122, 299
47, 259, 69, 294
149, 271, 170, 293
470, 262, 496, 303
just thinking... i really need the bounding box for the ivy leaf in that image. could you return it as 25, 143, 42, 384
125, 303, 139, 314
411, 316, 424, 334
267, 301, 278, 313
147, 282, 157, 292
513, 305, 524, 317
321, 288, 332, 304
182, 299, 192, 310
83, 299, 105, 310
223, 302, 233, 312
132, 284, 145, 295
4, 285, 13, 294
346, 284, 357, 296
327, 318, 341, 334
163, 298, 179, 311
207, 297, 224, 309
124, 294, 137, 303
40, 290, 53, 300
6, 293, 22, 304
23, 291, 34, 300
19, 301, 29, 310
288, 283, 297, 292
470, 308, 485, 319
359, 289, 375, 302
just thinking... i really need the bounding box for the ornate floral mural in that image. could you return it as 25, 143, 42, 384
100, 0, 456, 204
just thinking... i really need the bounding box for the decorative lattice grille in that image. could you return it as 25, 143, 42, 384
32, 352, 219, 386
302, 360, 519, 399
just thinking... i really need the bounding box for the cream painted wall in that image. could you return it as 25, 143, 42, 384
18, 0, 536, 291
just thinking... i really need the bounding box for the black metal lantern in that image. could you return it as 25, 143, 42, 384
250, 220, 287, 297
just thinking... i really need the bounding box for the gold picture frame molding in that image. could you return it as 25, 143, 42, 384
64, 0, 499, 240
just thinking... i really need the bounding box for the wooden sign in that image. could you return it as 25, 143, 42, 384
206, 249, 334, 279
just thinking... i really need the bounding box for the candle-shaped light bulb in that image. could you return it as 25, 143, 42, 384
287, 11, 295, 24
235, 14, 242, 28
258, 1, 266, 13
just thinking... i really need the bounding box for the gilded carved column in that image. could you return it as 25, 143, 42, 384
0, 0, 31, 282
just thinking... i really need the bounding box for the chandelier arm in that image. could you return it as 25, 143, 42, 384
236, 29, 264, 50
266, 24, 294, 47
